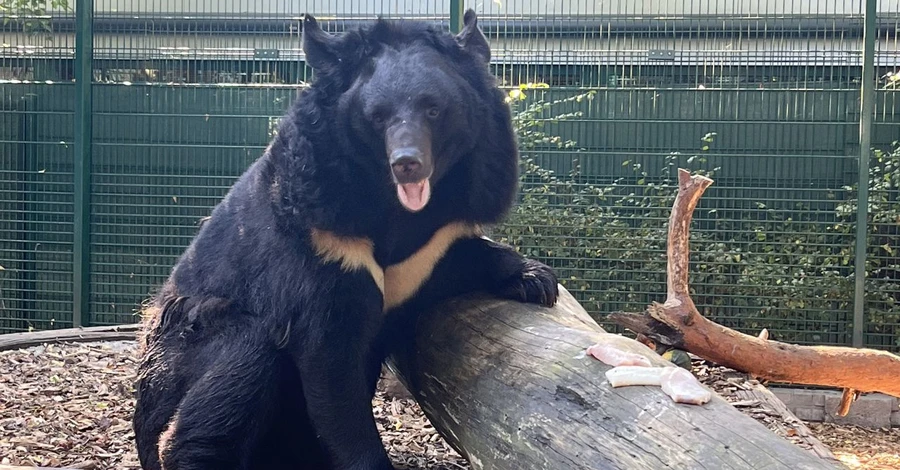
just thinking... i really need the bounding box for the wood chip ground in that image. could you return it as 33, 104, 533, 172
0, 341, 896, 469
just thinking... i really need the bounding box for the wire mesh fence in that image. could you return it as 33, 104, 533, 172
0, 0, 898, 351
0, 2, 76, 332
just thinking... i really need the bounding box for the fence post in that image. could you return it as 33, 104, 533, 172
449, 0, 464, 33
853, 0, 877, 348
73, 0, 94, 327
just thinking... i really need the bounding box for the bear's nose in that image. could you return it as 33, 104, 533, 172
390, 148, 426, 182
393, 157, 421, 176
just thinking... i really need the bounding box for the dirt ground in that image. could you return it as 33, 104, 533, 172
808, 422, 900, 470
0, 340, 896, 469
690, 358, 900, 470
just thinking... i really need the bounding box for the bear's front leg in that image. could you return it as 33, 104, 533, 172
295, 348, 394, 470
395, 235, 559, 312
292, 286, 396, 470
485, 239, 559, 307
467, 236, 559, 307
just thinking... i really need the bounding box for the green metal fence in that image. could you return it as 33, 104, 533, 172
1, 1, 899, 352
0, 2, 76, 332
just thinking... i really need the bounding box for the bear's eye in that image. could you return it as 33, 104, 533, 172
426, 106, 440, 119
372, 114, 386, 126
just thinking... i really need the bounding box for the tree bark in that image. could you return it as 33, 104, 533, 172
607, 169, 900, 401
388, 286, 843, 470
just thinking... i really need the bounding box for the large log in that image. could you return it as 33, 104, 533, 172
388, 286, 843, 470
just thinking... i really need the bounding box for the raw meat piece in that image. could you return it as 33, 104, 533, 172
605, 366, 664, 387
586, 343, 652, 367
659, 366, 712, 405
604, 365, 711, 406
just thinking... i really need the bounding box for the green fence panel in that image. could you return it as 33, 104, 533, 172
88, 84, 297, 325
865, 10, 900, 351
0, 0, 898, 351
0, 2, 77, 333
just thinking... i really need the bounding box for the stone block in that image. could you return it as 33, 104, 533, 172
788, 389, 819, 407
772, 389, 793, 407
793, 406, 825, 422
812, 391, 825, 407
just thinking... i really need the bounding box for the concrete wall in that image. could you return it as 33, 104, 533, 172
773, 388, 900, 429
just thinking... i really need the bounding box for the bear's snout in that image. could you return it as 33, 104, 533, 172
390, 148, 427, 183
390, 145, 433, 212
386, 120, 433, 185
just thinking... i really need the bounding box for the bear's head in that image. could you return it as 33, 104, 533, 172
300, 11, 518, 223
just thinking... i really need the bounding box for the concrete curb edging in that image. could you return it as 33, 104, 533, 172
772, 387, 900, 429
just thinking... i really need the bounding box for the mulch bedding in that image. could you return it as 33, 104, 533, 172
0, 341, 896, 469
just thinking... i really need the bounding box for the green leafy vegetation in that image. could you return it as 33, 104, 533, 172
1, 0, 69, 34
495, 86, 900, 350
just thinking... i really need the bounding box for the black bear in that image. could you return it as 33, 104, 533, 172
132, 10, 559, 470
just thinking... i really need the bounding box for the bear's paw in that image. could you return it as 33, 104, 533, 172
497, 259, 559, 307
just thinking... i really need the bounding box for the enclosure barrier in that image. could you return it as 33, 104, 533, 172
0, 0, 898, 352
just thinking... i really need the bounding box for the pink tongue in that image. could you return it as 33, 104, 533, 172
397, 180, 431, 212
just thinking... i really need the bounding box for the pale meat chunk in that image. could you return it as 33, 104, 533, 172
659, 366, 712, 405
604, 366, 711, 406
605, 365, 664, 387
586, 343, 652, 367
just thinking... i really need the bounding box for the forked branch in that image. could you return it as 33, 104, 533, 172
609, 169, 900, 403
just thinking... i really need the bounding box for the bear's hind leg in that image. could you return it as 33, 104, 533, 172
156, 329, 283, 470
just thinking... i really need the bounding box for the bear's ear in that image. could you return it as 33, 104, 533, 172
302, 13, 340, 71
455, 9, 491, 63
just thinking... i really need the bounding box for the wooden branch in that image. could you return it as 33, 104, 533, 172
609, 168, 900, 399
666, 169, 714, 301
837, 388, 859, 417
388, 286, 842, 469
0, 324, 140, 352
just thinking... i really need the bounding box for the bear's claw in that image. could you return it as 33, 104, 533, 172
498, 259, 559, 307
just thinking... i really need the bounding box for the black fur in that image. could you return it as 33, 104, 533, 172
133, 11, 558, 470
